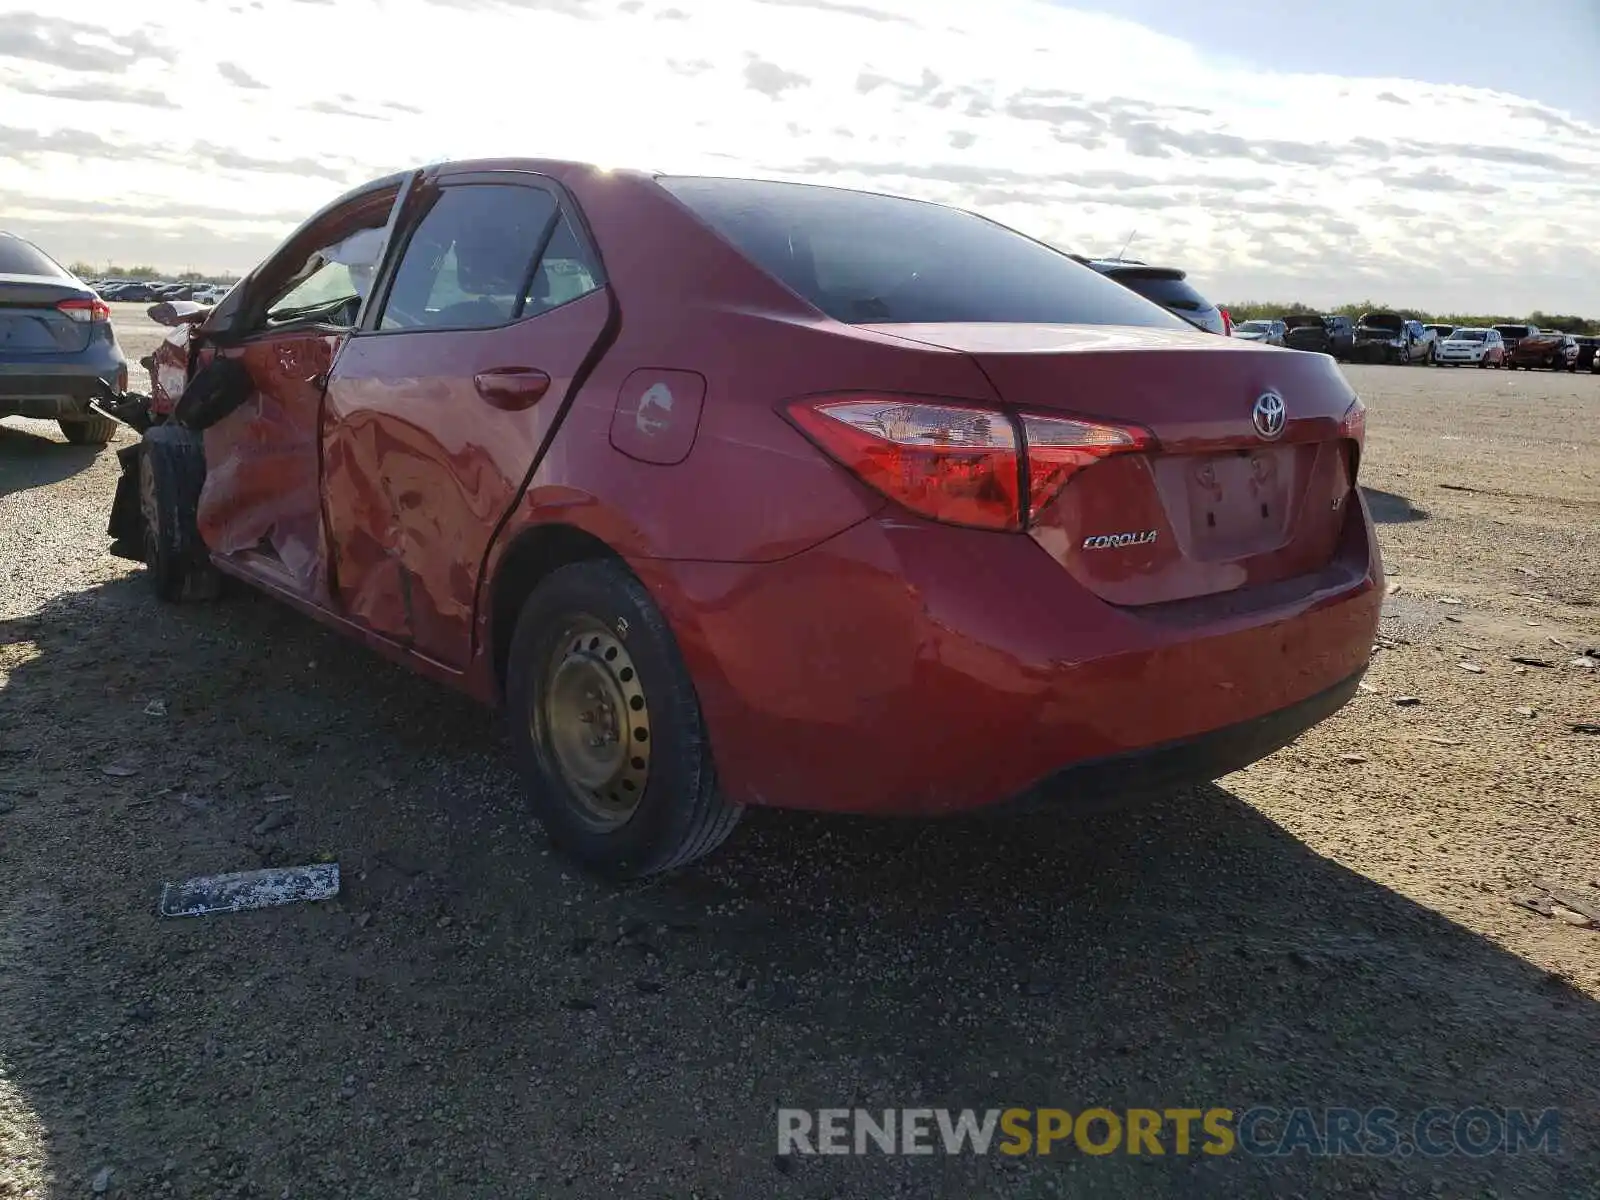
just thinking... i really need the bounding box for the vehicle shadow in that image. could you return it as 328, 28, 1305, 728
1361, 486, 1428, 524
0, 574, 1594, 1199
0, 422, 107, 497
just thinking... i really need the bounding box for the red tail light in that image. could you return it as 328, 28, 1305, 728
784, 395, 1153, 531
1220, 307, 1233, 336
1340, 396, 1366, 482
1019, 413, 1151, 522
1339, 397, 1366, 448
57, 297, 111, 323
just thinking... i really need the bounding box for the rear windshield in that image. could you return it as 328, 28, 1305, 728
0, 235, 64, 278
1496, 325, 1531, 338
1103, 270, 1212, 313
657, 176, 1188, 329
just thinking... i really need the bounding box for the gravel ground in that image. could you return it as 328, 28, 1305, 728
2, 310, 1597, 1198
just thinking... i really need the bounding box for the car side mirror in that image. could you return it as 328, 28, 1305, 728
148, 300, 212, 328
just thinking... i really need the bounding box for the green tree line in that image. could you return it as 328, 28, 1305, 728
1225, 300, 1597, 335
67, 261, 241, 284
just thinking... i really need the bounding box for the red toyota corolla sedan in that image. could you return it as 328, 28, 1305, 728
107, 159, 1382, 878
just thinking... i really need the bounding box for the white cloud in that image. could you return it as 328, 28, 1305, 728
1, 0, 1596, 313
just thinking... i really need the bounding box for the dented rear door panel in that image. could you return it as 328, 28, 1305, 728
323, 289, 612, 669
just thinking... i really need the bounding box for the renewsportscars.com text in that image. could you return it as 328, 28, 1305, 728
776, 1107, 1560, 1158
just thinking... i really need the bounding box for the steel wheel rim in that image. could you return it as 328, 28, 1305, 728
539, 618, 651, 830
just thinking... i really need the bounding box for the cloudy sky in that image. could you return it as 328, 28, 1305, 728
2, 0, 1597, 313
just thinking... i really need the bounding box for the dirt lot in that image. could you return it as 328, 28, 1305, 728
2, 307, 1597, 1197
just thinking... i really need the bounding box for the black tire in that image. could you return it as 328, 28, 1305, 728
59, 414, 118, 446
505, 559, 740, 879
139, 424, 221, 602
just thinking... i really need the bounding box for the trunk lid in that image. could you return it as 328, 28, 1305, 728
861, 322, 1362, 607
0, 275, 96, 355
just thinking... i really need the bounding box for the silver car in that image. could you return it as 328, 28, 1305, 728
1233, 318, 1286, 346
1, 231, 127, 444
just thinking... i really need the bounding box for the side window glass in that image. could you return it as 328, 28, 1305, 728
379, 185, 558, 331
522, 212, 602, 316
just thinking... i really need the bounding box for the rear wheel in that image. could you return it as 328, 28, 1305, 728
138, 424, 221, 602
505, 559, 740, 879
59, 414, 118, 446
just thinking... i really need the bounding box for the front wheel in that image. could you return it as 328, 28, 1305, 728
138, 425, 221, 602
505, 559, 741, 879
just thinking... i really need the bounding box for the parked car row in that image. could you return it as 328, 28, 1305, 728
89, 278, 232, 305
1231, 311, 1593, 370
1040, 272, 1596, 376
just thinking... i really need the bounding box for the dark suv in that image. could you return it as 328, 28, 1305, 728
1074, 258, 1228, 335
1283, 314, 1356, 359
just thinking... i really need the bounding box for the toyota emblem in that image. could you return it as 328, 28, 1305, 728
1252, 391, 1286, 440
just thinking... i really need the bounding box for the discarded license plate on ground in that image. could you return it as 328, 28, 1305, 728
157, 864, 340, 918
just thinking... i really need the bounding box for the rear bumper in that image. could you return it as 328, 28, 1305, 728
0, 350, 126, 419
642, 496, 1382, 815
1003, 667, 1364, 812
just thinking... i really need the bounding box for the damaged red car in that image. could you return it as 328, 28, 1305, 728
104, 160, 1382, 878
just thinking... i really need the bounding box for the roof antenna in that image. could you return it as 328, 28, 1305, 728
1115, 228, 1138, 261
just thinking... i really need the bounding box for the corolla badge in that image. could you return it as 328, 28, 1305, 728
1252, 391, 1286, 440
1082, 530, 1158, 551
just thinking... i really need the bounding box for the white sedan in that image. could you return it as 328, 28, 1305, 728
1232, 318, 1285, 346
1435, 327, 1506, 367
